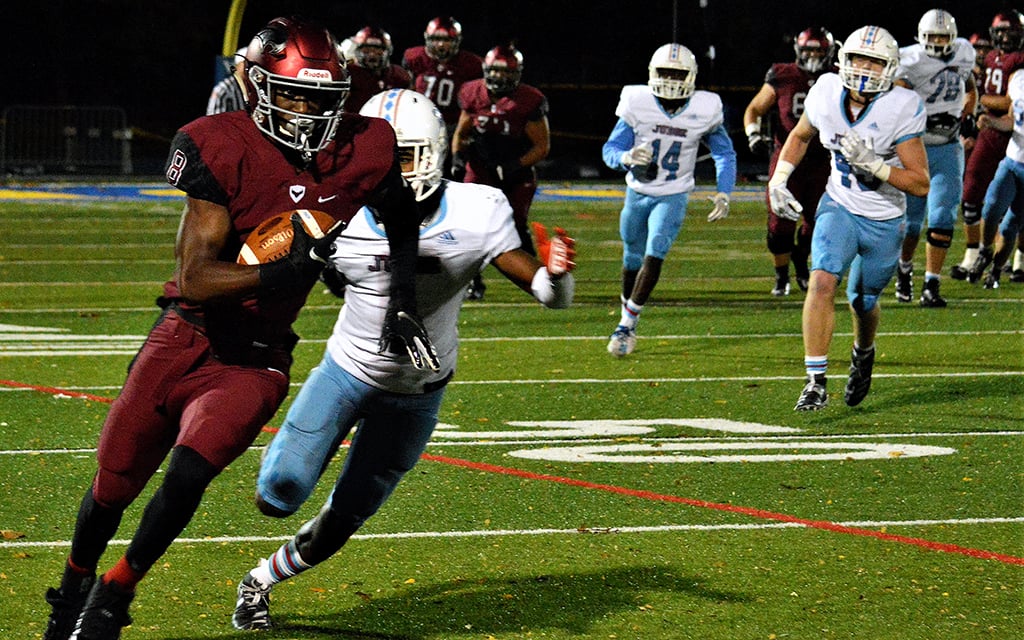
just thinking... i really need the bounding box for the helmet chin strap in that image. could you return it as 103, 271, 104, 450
296, 119, 315, 164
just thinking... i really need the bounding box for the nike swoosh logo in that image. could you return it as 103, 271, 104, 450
318, 195, 338, 203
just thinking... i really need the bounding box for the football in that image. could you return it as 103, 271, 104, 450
237, 209, 340, 265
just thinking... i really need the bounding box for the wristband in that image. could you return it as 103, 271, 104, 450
530, 267, 574, 309
745, 122, 760, 137
768, 160, 795, 188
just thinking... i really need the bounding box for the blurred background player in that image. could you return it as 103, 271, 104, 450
953, 10, 1024, 280
968, 71, 1024, 288
452, 44, 551, 299
205, 48, 247, 115
769, 26, 929, 410
744, 26, 835, 296
602, 43, 736, 357
892, 9, 977, 307
231, 89, 574, 630
342, 26, 412, 113
402, 16, 483, 176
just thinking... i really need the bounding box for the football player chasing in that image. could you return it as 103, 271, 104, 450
602, 43, 737, 357
231, 88, 575, 631
42, 17, 437, 640
768, 26, 930, 411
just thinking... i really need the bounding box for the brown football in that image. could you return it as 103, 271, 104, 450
237, 209, 340, 265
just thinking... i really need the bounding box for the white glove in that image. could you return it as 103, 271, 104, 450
707, 192, 730, 222
768, 184, 803, 221
839, 130, 891, 181
621, 141, 653, 167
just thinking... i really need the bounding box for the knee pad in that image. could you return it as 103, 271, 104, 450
766, 230, 794, 255
962, 203, 981, 226
926, 228, 953, 249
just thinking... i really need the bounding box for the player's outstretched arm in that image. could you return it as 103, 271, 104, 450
492, 223, 576, 309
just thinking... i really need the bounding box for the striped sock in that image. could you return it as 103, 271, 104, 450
254, 539, 312, 586
804, 355, 827, 380
619, 299, 643, 329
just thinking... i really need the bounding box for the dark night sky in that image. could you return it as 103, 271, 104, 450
5, 1, 1014, 173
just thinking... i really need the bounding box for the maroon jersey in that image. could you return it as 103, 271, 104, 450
345, 63, 412, 113
982, 49, 1024, 101
963, 49, 1024, 204
765, 62, 827, 161
457, 78, 548, 170
163, 110, 401, 348
402, 46, 483, 126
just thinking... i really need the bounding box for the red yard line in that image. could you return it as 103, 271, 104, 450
422, 453, 1024, 567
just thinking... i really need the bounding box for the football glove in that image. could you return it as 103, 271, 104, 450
839, 130, 890, 181
706, 192, 730, 222
259, 213, 346, 289
768, 184, 803, 222
621, 141, 654, 167
532, 222, 577, 276
747, 132, 770, 156
379, 308, 441, 371
451, 152, 467, 182
960, 114, 978, 139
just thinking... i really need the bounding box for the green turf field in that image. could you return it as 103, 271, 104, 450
1, 189, 1021, 639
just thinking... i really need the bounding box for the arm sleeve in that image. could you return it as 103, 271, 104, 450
370, 158, 421, 313
704, 124, 737, 194
601, 118, 636, 171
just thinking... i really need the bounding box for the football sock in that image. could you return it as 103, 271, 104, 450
257, 539, 312, 586
775, 265, 789, 279
898, 259, 913, 273
1013, 249, 1024, 271
924, 272, 939, 283
104, 556, 144, 591
853, 342, 875, 355
619, 300, 643, 329
962, 247, 979, 267
804, 355, 827, 380
60, 558, 94, 592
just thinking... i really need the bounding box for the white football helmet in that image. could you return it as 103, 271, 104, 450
648, 44, 697, 100
359, 89, 446, 201
917, 9, 957, 58
838, 26, 900, 93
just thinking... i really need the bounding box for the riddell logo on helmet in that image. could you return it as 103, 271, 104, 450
298, 68, 333, 80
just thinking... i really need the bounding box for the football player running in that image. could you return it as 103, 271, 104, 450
744, 27, 836, 296
452, 43, 551, 298
602, 43, 737, 357
232, 88, 575, 631
42, 17, 437, 640
769, 26, 929, 411
342, 25, 412, 113
892, 9, 977, 307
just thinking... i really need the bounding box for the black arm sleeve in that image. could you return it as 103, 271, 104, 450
368, 156, 420, 313
164, 131, 229, 205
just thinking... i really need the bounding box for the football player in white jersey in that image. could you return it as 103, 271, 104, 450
768, 26, 930, 411
893, 9, 978, 307
601, 43, 737, 357
971, 69, 1024, 288
232, 89, 576, 630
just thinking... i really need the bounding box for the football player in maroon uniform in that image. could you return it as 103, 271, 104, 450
743, 27, 835, 296
41, 17, 438, 640
451, 44, 551, 298
954, 10, 1024, 279
343, 26, 412, 113
401, 16, 483, 174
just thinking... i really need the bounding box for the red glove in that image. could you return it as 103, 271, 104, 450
532, 222, 576, 276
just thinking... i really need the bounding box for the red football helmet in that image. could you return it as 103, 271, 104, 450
243, 16, 350, 162
483, 45, 524, 95
353, 26, 393, 72
990, 10, 1024, 52
794, 27, 836, 73
424, 16, 462, 61
970, 32, 994, 66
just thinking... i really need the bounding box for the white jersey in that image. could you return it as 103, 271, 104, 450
615, 85, 725, 196
896, 39, 975, 145
804, 73, 926, 221
1006, 70, 1024, 163
325, 181, 521, 394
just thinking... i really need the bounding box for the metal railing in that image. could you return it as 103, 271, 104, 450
0, 105, 132, 176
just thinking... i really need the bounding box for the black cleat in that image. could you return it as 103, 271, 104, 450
44, 575, 96, 640
69, 576, 134, 640
844, 348, 875, 407
233, 570, 273, 630
949, 264, 969, 280
919, 279, 947, 308
967, 247, 993, 283
895, 264, 913, 302
794, 376, 828, 411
